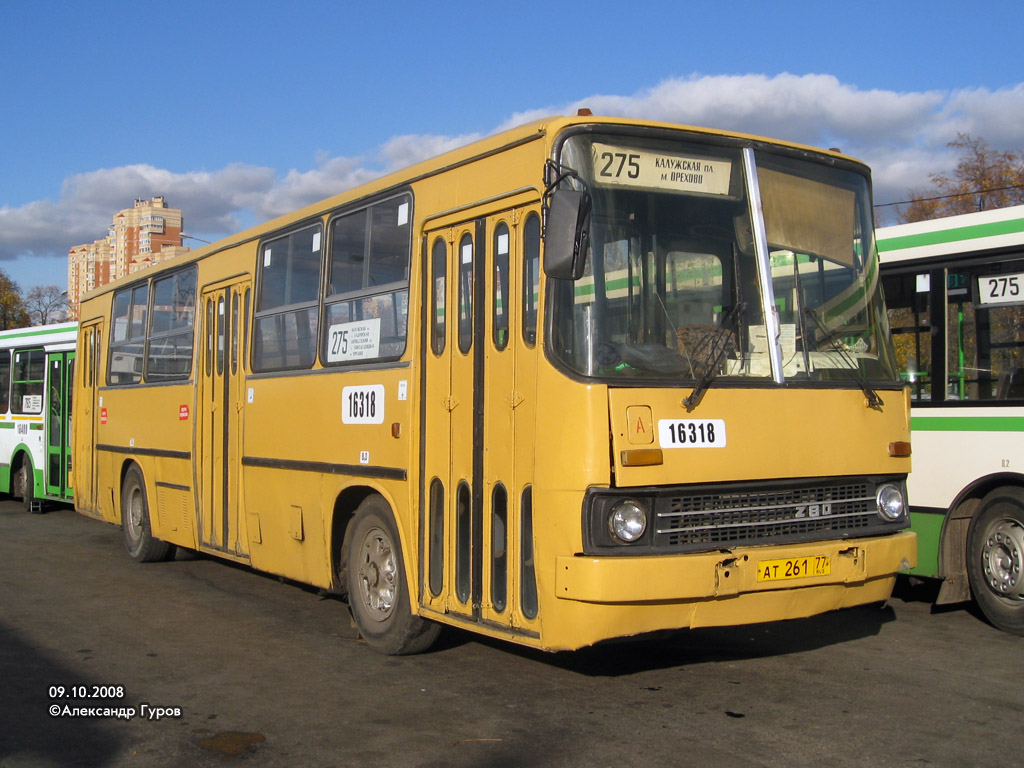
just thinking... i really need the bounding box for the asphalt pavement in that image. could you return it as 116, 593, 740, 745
1, 499, 1021, 767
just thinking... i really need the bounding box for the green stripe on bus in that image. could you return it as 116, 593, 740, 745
0, 325, 75, 341
878, 217, 1024, 253
912, 415, 1024, 432
906, 510, 942, 578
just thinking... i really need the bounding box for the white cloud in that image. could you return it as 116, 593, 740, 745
378, 132, 483, 172
0, 163, 277, 264
5, 73, 1024, 284
503, 74, 1024, 221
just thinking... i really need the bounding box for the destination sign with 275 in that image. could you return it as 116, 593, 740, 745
590, 142, 732, 196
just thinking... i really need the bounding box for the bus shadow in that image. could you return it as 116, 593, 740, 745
451, 603, 897, 677
0, 621, 124, 766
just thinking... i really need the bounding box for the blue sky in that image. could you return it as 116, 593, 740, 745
3, 0, 1023, 292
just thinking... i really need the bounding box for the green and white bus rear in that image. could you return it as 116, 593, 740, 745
878, 205, 1024, 634
0, 322, 77, 513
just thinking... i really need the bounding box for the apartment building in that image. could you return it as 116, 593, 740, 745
67, 196, 189, 319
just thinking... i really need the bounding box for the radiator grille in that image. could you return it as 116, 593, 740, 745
655, 480, 876, 548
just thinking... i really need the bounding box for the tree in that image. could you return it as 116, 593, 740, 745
0, 270, 29, 330
26, 285, 68, 325
900, 134, 1024, 223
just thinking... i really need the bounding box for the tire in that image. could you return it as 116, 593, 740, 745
967, 486, 1024, 636
343, 495, 441, 655
16, 462, 40, 514
121, 465, 171, 563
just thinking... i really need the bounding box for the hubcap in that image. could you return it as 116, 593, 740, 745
356, 526, 397, 622
126, 488, 144, 543
982, 517, 1024, 600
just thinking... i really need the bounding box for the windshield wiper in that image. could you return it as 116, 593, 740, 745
683, 302, 746, 411
803, 306, 884, 410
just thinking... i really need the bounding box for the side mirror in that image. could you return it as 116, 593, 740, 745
544, 188, 590, 280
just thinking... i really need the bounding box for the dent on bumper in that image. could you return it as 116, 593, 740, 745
555, 531, 917, 604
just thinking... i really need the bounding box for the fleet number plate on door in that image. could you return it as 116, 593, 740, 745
756, 555, 831, 582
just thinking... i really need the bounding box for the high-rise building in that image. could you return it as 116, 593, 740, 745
67, 196, 189, 319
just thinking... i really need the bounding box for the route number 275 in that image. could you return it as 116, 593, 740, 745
979, 272, 1024, 306
598, 152, 640, 180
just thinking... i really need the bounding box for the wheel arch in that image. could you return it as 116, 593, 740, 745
937, 471, 1024, 603
330, 484, 388, 595
9, 447, 33, 495
117, 458, 144, 514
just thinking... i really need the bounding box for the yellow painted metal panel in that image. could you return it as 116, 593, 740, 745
609, 386, 912, 487
554, 531, 915, 603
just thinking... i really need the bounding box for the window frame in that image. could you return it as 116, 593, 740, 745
252, 220, 324, 373
144, 265, 198, 383
107, 282, 149, 385
11, 348, 44, 415
321, 191, 414, 367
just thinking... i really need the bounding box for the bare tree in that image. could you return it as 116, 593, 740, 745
0, 270, 29, 330
900, 134, 1024, 223
26, 285, 68, 325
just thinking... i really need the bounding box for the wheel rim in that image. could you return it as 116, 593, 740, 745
125, 487, 144, 544
981, 517, 1024, 600
356, 525, 397, 622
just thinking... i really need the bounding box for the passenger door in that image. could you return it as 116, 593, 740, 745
197, 279, 251, 557
45, 350, 74, 502
421, 204, 540, 629
74, 321, 103, 516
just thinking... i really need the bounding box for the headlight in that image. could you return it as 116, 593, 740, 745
876, 484, 906, 521
608, 499, 647, 543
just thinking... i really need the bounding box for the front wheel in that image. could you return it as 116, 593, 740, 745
967, 486, 1024, 635
121, 465, 172, 562
343, 495, 440, 655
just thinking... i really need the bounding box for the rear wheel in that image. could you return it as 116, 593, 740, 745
121, 465, 171, 562
343, 495, 440, 655
15, 462, 40, 514
967, 486, 1024, 635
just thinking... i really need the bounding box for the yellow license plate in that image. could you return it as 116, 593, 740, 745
756, 555, 831, 582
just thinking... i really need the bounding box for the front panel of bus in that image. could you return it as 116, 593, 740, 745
530, 126, 915, 648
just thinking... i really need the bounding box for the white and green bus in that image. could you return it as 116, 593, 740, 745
878, 205, 1024, 634
0, 322, 77, 513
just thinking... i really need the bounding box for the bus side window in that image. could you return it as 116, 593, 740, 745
458, 233, 473, 355
146, 267, 197, 382
493, 222, 510, 351
108, 284, 148, 385
431, 237, 447, 355
522, 213, 540, 346
252, 224, 322, 372
0, 349, 10, 413
951, 262, 1024, 401
12, 349, 44, 415
883, 272, 933, 401
324, 194, 412, 364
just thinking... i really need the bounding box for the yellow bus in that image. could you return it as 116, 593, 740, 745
74, 114, 916, 654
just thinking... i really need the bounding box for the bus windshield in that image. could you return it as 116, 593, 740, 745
549, 133, 899, 387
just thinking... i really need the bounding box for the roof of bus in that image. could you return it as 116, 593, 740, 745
80, 114, 866, 302
877, 204, 1024, 264
0, 321, 77, 346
